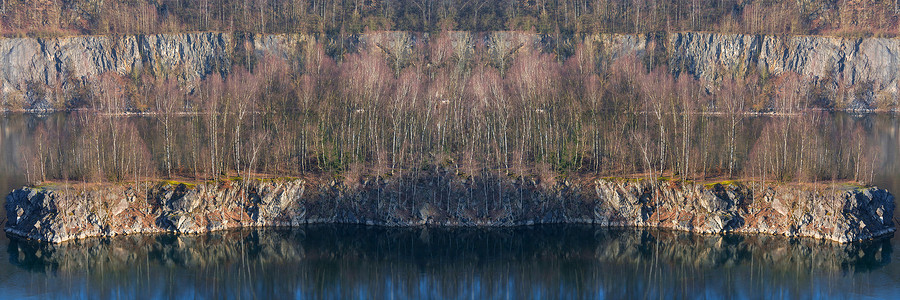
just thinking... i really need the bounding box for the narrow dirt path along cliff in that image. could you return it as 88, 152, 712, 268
4, 176, 894, 243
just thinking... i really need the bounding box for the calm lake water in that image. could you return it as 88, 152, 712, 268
1, 113, 899, 299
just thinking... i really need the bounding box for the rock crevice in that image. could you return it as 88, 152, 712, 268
4, 177, 894, 244
4, 32, 900, 109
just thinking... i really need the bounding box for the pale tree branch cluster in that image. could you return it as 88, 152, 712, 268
20, 32, 881, 187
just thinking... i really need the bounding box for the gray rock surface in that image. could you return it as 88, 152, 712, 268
664, 32, 900, 107
6, 31, 900, 109
589, 32, 900, 108
0, 33, 234, 109
4, 177, 894, 244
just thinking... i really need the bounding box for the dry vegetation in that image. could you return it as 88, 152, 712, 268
19, 33, 881, 187
2, 0, 900, 37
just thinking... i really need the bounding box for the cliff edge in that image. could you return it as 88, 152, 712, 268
4, 176, 894, 243
4, 32, 900, 110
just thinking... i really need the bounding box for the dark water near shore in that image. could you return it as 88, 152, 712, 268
1, 113, 900, 299
2, 226, 899, 299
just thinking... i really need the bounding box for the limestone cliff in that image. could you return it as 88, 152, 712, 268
0, 33, 235, 109
665, 32, 900, 108
3, 31, 900, 110
4, 176, 894, 243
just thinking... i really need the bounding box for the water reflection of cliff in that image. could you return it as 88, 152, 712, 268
5, 225, 894, 299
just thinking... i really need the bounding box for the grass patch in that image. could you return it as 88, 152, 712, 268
32, 182, 64, 191
601, 176, 644, 183
160, 180, 197, 189
703, 180, 740, 188
836, 182, 869, 190
256, 176, 300, 183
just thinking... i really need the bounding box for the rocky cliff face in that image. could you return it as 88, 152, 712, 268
0, 33, 235, 109
665, 32, 900, 107
583, 32, 900, 107
0, 31, 506, 109
4, 31, 900, 110
4, 176, 894, 243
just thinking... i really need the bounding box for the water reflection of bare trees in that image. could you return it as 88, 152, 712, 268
16, 43, 882, 187
5, 226, 893, 299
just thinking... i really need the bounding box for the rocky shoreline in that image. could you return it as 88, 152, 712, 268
4, 175, 895, 243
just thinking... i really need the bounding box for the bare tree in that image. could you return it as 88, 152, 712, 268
227, 67, 260, 171
719, 75, 746, 178
639, 68, 674, 172
95, 72, 127, 179
154, 77, 182, 178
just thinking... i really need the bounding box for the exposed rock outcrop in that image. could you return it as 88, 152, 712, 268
4, 31, 900, 109
4, 176, 894, 243
665, 32, 900, 107
0, 33, 236, 109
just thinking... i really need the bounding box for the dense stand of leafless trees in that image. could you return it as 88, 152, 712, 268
20, 32, 880, 186
3, 0, 900, 37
